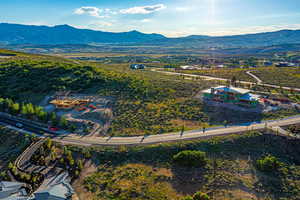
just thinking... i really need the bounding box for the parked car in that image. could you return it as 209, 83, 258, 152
49, 127, 59, 131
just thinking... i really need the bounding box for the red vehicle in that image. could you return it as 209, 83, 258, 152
49, 127, 59, 131
89, 104, 97, 109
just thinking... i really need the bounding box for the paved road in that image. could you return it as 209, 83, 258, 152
1, 114, 300, 146
151, 69, 300, 92
15, 139, 45, 171
54, 115, 300, 146
246, 71, 262, 84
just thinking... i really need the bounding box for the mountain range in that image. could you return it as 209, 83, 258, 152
1, 23, 300, 48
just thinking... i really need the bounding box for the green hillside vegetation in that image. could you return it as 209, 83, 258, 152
66, 131, 300, 200
251, 67, 300, 88
0, 126, 33, 181
0, 50, 215, 135
0, 50, 298, 136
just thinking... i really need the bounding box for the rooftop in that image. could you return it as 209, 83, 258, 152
34, 182, 74, 200
202, 86, 251, 95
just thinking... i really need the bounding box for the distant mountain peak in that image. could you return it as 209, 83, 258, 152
53, 24, 75, 29
0, 22, 300, 47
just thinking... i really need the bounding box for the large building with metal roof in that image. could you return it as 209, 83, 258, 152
202, 86, 260, 107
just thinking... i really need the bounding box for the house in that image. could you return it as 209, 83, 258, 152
202, 86, 260, 107
179, 65, 197, 70
275, 62, 295, 67
34, 182, 74, 200
0, 181, 28, 199
263, 61, 273, 66
130, 64, 145, 70
34, 172, 74, 200
215, 64, 225, 68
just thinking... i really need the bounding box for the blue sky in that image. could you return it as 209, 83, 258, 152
1, 0, 300, 37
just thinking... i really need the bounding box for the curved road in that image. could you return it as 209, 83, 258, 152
246, 71, 262, 84
54, 115, 300, 146
1, 113, 300, 146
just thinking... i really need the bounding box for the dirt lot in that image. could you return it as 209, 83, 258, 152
40, 93, 113, 136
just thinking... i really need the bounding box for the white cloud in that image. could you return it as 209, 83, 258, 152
141, 19, 152, 23
74, 7, 105, 18
175, 7, 191, 12
120, 4, 166, 14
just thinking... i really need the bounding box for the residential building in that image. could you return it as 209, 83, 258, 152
34, 182, 74, 200
34, 172, 74, 200
275, 62, 296, 67
0, 181, 28, 199
202, 86, 260, 107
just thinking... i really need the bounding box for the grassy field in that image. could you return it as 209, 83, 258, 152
252, 67, 300, 88
66, 131, 300, 200
174, 68, 255, 82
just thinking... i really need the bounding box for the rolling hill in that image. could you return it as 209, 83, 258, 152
0, 23, 300, 48
0, 23, 166, 45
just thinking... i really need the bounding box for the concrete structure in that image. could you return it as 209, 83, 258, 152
202, 86, 260, 107
50, 99, 90, 109
0, 181, 28, 199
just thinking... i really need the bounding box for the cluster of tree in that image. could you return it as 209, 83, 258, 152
0, 97, 70, 129
288, 124, 300, 135
173, 150, 207, 167
256, 154, 282, 172
0, 171, 9, 181
8, 162, 43, 188
32, 139, 84, 178
32, 138, 57, 166
182, 192, 210, 200
59, 146, 84, 177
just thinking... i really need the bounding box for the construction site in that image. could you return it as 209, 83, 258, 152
41, 91, 113, 136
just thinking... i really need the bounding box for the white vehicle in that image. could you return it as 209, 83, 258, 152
16, 123, 23, 128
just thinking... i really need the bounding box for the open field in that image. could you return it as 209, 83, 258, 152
251, 67, 300, 88
170, 67, 300, 88
66, 131, 300, 200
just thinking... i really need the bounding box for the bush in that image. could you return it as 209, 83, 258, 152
182, 196, 194, 200
256, 155, 281, 172
173, 150, 207, 167
193, 192, 210, 200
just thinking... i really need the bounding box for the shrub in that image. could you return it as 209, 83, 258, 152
193, 192, 210, 200
173, 150, 207, 167
256, 155, 281, 172
182, 196, 194, 200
